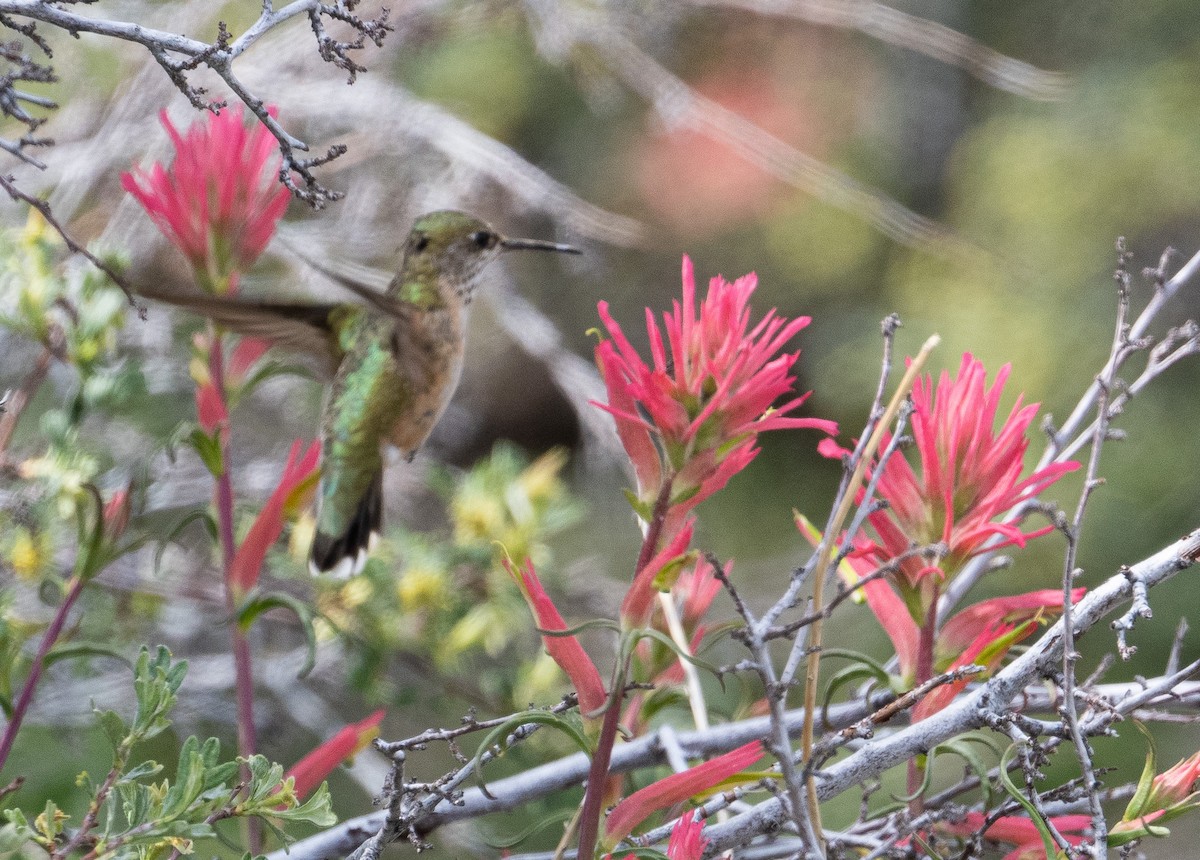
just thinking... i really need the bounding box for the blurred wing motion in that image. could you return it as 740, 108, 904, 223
137, 286, 346, 379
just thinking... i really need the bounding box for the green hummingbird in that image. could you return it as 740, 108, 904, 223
139, 210, 580, 578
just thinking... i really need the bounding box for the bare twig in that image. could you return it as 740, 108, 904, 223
0, 173, 145, 314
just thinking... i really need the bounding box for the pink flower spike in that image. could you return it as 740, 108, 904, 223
122, 106, 289, 294
102, 486, 132, 542
621, 519, 696, 629
603, 741, 765, 847
227, 336, 272, 386
229, 439, 320, 595
1143, 750, 1200, 812
677, 556, 723, 629
938, 588, 1085, 659
666, 810, 709, 860
285, 710, 385, 801
592, 256, 835, 515
194, 380, 228, 436
938, 811, 1090, 860
503, 557, 607, 718
851, 354, 1078, 600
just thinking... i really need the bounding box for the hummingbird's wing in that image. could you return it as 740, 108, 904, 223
290, 253, 413, 320
138, 287, 346, 379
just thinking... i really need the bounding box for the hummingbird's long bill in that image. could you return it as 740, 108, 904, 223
500, 237, 581, 254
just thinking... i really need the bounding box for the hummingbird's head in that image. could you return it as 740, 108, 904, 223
402, 210, 579, 305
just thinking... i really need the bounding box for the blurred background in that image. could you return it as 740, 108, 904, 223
2, 0, 1200, 856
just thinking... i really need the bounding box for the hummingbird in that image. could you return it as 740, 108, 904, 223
139, 210, 580, 578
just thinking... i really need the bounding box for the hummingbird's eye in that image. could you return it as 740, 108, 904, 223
412, 233, 429, 253
469, 230, 497, 250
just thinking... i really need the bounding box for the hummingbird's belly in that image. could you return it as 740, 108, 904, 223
389, 350, 464, 457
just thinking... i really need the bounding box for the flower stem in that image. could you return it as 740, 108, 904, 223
0, 573, 86, 774
208, 329, 261, 853
576, 480, 673, 860
574, 659, 628, 860
907, 588, 939, 812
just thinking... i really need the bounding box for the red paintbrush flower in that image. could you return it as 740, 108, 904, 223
822, 354, 1078, 599
122, 106, 289, 294
594, 256, 836, 541
285, 710, 385, 801
504, 556, 608, 720
228, 439, 320, 595
665, 810, 709, 860
938, 811, 1091, 860
602, 740, 765, 848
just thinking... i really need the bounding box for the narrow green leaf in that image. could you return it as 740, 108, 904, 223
998, 745, 1057, 860
45, 641, 131, 670
1123, 722, 1158, 822
188, 428, 225, 476
473, 712, 591, 796
236, 591, 318, 679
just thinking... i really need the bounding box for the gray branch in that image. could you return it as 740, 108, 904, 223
270, 526, 1200, 860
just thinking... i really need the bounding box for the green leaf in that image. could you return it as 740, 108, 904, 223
155, 508, 218, 572
236, 591, 318, 679
130, 646, 186, 743
935, 737, 996, 807
161, 736, 206, 818
229, 360, 314, 405
0, 822, 32, 860
480, 808, 576, 849
34, 799, 66, 843
45, 641, 131, 670
1123, 721, 1158, 822
96, 708, 129, 752
998, 744, 1057, 860
473, 711, 592, 796
271, 782, 336, 827
119, 760, 163, 783
187, 428, 225, 477
622, 627, 722, 684
820, 649, 892, 715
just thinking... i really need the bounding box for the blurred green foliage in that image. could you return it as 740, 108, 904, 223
0, 647, 334, 860
313, 442, 583, 709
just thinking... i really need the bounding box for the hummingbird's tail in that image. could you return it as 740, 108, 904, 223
309, 471, 383, 579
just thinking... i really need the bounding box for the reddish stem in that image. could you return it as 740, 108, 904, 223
907, 586, 940, 810
0, 574, 86, 773
575, 480, 674, 860
574, 665, 627, 860
208, 330, 261, 853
